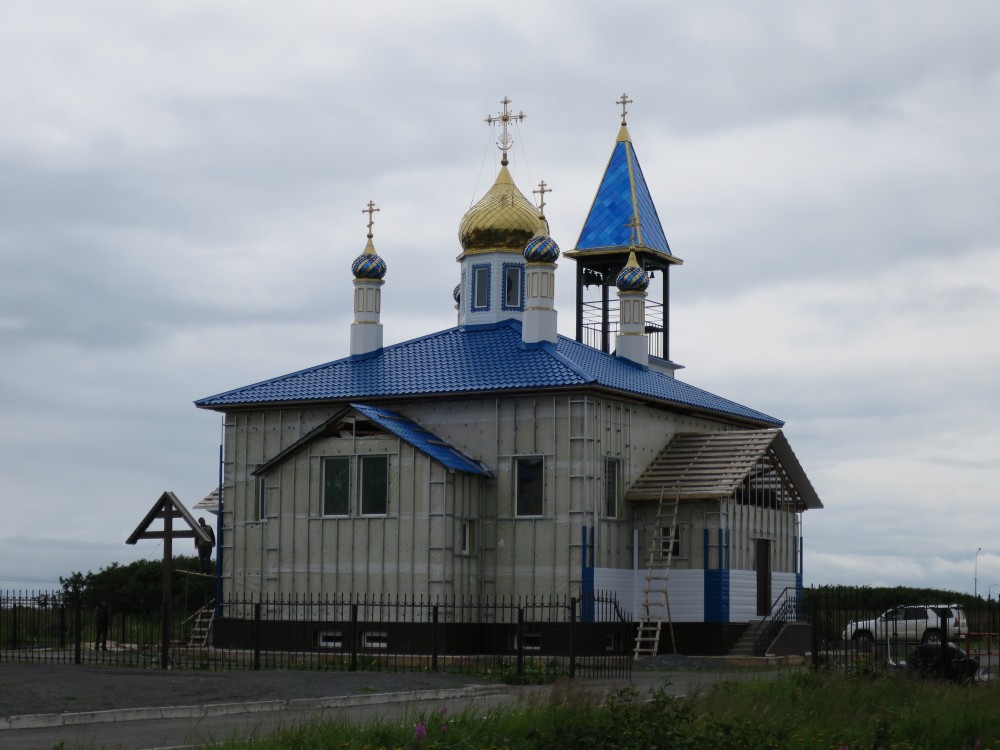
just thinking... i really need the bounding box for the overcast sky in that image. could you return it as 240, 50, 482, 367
2, 1, 998, 596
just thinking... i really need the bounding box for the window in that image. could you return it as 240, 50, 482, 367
515, 456, 544, 516
473, 265, 490, 310
658, 525, 681, 559
503, 263, 522, 310
316, 631, 343, 649
460, 521, 474, 554
322, 457, 351, 516
254, 473, 266, 521
361, 631, 388, 650
360, 455, 388, 515
604, 458, 620, 518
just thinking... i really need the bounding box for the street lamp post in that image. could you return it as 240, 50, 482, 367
975, 548, 983, 598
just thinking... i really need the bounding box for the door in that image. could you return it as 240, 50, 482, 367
756, 539, 771, 616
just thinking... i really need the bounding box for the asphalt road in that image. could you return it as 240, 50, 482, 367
0, 660, 779, 750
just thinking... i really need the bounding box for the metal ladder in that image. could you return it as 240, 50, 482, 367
634, 489, 680, 658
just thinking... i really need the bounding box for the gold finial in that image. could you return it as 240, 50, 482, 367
485, 96, 526, 167
362, 200, 380, 239
533, 180, 552, 218
616, 92, 633, 126
625, 214, 641, 247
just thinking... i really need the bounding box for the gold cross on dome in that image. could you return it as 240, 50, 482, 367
533, 180, 552, 217
616, 92, 633, 126
362, 200, 380, 238
485, 96, 526, 166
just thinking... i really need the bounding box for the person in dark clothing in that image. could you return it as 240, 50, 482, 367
95, 601, 109, 651
196, 517, 216, 574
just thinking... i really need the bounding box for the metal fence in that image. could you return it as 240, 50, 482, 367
804, 587, 998, 681
0, 590, 632, 680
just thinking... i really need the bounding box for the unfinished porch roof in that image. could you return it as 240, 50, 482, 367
625, 429, 822, 511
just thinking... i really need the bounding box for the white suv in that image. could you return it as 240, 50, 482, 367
844, 604, 967, 647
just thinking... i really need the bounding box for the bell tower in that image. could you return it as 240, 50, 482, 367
564, 94, 683, 369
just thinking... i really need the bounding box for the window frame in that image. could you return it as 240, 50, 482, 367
322, 456, 352, 517
359, 454, 389, 516
514, 455, 544, 517
502, 262, 524, 311
472, 264, 491, 311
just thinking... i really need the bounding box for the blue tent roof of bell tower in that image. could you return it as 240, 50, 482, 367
573, 137, 674, 260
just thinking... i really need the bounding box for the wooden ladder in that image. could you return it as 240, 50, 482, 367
634, 489, 680, 658
188, 601, 215, 647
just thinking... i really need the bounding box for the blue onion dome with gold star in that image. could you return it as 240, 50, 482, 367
458, 165, 548, 256
616, 250, 649, 291
524, 233, 560, 263
352, 235, 387, 280
453, 283, 461, 304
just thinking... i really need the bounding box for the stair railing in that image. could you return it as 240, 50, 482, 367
753, 587, 800, 656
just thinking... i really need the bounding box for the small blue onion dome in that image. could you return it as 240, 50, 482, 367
616, 251, 649, 291
453, 283, 461, 304
523, 234, 560, 263
352, 238, 387, 280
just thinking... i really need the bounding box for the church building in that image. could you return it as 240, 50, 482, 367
195, 96, 822, 646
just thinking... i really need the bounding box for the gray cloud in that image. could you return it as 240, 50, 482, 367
2, 1, 999, 594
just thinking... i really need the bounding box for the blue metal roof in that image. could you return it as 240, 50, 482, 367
350, 403, 490, 476
196, 321, 781, 426
573, 136, 674, 260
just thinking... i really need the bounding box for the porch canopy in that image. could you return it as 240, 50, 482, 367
625, 429, 822, 511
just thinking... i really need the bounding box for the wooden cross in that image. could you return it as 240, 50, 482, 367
362, 200, 380, 238
617, 92, 633, 126
485, 96, 526, 166
533, 180, 552, 217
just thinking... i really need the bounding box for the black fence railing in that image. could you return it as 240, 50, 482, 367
0, 590, 633, 680
805, 587, 998, 681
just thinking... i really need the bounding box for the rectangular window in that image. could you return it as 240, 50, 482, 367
254, 473, 266, 521
604, 459, 620, 518
322, 457, 351, 516
460, 521, 474, 554
659, 525, 681, 559
316, 631, 343, 649
360, 455, 388, 515
361, 631, 388, 650
504, 265, 522, 309
473, 266, 490, 309
515, 456, 544, 516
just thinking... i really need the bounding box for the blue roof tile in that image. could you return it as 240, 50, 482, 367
574, 138, 673, 259
350, 403, 489, 475
196, 321, 781, 426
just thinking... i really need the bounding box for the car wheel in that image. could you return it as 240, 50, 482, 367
923, 629, 942, 647
853, 632, 873, 650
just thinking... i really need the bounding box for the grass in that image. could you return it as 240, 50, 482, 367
202, 669, 1000, 750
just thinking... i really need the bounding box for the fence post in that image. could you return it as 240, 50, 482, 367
59, 603, 66, 650
431, 604, 439, 673
253, 602, 261, 671
569, 597, 577, 678
349, 603, 358, 672
516, 607, 525, 678
11, 602, 18, 650
73, 603, 82, 665
810, 591, 819, 670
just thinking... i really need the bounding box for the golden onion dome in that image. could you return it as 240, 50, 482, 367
458, 165, 548, 256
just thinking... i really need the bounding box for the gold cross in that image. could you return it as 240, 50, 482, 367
616, 92, 633, 126
362, 200, 380, 238
485, 96, 526, 166
533, 180, 552, 217
625, 214, 642, 247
